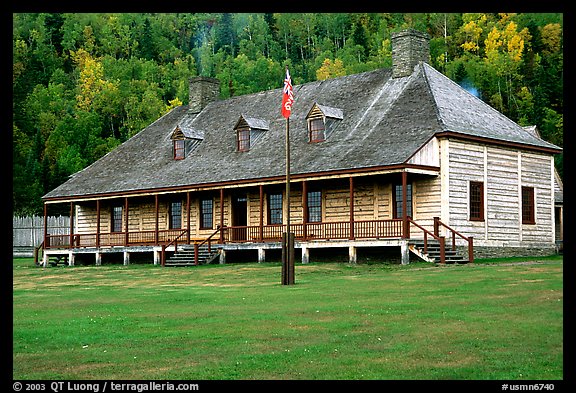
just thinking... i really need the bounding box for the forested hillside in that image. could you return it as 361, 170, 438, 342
12, 13, 563, 216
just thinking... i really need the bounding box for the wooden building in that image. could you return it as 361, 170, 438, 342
40, 29, 562, 267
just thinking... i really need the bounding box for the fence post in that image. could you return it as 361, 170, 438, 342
468, 237, 474, 263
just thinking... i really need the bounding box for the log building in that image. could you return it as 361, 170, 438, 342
40, 29, 563, 267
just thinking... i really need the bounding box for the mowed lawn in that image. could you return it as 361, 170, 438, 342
13, 257, 563, 380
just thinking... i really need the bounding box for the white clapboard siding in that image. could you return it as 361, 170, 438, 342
447, 139, 555, 246
521, 152, 553, 243
447, 141, 486, 239
486, 147, 520, 241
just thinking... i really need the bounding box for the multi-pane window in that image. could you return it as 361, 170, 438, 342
307, 191, 322, 223
173, 139, 185, 160
522, 186, 535, 224
393, 184, 413, 219
169, 201, 182, 229
469, 181, 484, 221
309, 118, 325, 143
268, 193, 283, 225
111, 206, 123, 233
237, 128, 250, 152
200, 199, 213, 229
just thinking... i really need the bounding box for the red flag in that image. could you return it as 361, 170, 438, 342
282, 67, 294, 118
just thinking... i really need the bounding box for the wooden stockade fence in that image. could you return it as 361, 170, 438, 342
13, 215, 70, 257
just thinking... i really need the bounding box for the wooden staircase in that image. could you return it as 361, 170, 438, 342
409, 239, 469, 264
164, 244, 219, 266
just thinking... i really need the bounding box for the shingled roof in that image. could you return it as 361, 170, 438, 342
43, 62, 561, 201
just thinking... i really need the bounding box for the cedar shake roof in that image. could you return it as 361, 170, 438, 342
43, 62, 561, 200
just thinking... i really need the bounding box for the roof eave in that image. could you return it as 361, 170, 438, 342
42, 163, 440, 204
435, 131, 563, 155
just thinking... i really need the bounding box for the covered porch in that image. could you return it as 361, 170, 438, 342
38, 167, 473, 266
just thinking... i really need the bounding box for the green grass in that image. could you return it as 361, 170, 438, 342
13, 256, 563, 380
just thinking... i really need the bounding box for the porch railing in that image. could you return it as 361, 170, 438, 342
43, 219, 404, 249
222, 219, 403, 243
433, 217, 474, 263
407, 217, 446, 264
44, 229, 188, 249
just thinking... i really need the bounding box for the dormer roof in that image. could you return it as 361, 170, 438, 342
307, 103, 343, 120
171, 124, 204, 140
234, 115, 269, 131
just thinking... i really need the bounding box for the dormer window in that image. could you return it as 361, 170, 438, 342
309, 118, 325, 143
306, 103, 343, 143
174, 139, 186, 160
234, 115, 269, 152
170, 124, 204, 160
237, 127, 250, 152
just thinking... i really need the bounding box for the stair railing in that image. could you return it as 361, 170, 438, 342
194, 226, 222, 265
407, 218, 446, 264
34, 240, 44, 266
161, 229, 188, 267
433, 217, 474, 263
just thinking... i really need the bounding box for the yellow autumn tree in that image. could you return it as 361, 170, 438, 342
316, 58, 346, 81
485, 18, 531, 64
458, 14, 487, 54
484, 27, 502, 63
71, 48, 118, 112
540, 23, 562, 54
460, 20, 483, 53
483, 15, 533, 116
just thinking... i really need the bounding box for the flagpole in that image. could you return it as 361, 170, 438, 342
285, 117, 295, 285
282, 66, 295, 285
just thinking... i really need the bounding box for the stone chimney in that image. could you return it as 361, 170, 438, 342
391, 29, 430, 78
189, 76, 220, 113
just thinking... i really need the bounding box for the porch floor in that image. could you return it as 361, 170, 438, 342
40, 237, 414, 266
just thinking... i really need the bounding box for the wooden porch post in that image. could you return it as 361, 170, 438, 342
219, 188, 225, 243
96, 200, 101, 248
349, 176, 355, 240
259, 185, 264, 242
154, 195, 159, 245
302, 180, 308, 240
186, 192, 191, 244
124, 197, 129, 246
402, 171, 409, 239
43, 202, 48, 248
69, 202, 74, 248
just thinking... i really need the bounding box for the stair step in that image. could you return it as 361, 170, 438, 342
164, 245, 219, 266
409, 240, 469, 264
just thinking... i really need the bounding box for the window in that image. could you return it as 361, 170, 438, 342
171, 125, 204, 160
306, 103, 343, 142
234, 116, 268, 152
169, 201, 182, 229
309, 118, 325, 143
111, 206, 123, 233
173, 140, 185, 160
469, 181, 484, 221
237, 127, 250, 152
393, 183, 413, 219
268, 193, 283, 225
522, 186, 535, 224
307, 191, 322, 223
200, 199, 213, 229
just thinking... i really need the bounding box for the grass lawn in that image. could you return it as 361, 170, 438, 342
12, 256, 563, 380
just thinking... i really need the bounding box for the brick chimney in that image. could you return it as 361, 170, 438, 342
391, 29, 430, 78
189, 76, 220, 113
